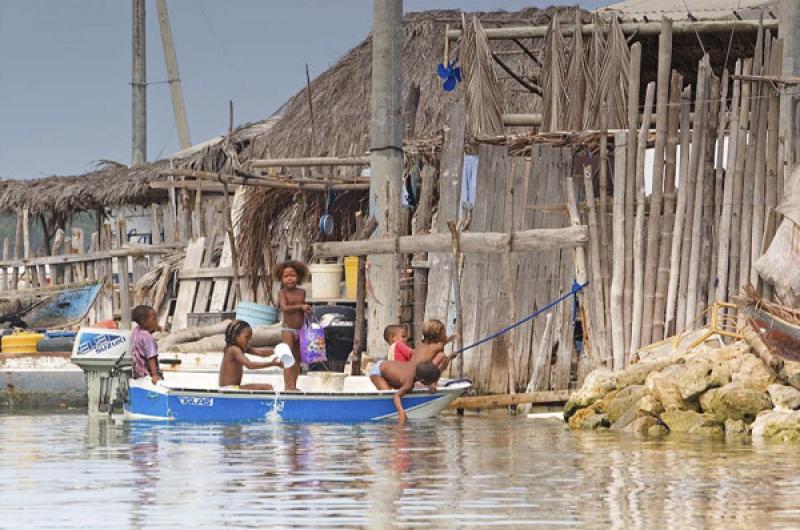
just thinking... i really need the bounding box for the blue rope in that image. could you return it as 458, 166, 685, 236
453, 279, 588, 355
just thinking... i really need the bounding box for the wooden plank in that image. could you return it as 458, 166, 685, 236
738, 27, 765, 296
1, 238, 7, 291
117, 218, 132, 329
582, 165, 608, 368
728, 59, 753, 309
469, 144, 508, 394
150, 181, 240, 194
448, 389, 570, 410
192, 209, 219, 313
526, 312, 554, 391
171, 237, 206, 331
179, 267, 234, 280
424, 101, 465, 325
150, 203, 163, 245
313, 226, 587, 257
717, 61, 743, 305
412, 164, 435, 344
209, 236, 233, 312
72, 228, 85, 283
164, 203, 177, 244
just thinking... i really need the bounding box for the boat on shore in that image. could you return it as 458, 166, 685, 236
742, 306, 800, 363
125, 375, 470, 422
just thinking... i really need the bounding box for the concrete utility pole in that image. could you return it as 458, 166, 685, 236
780, 0, 799, 178
132, 0, 147, 166
368, 0, 404, 355
156, 0, 192, 150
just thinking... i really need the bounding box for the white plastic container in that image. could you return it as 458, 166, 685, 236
304, 371, 347, 393
309, 263, 343, 299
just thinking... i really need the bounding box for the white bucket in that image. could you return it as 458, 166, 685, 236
304, 372, 347, 393
310, 263, 343, 299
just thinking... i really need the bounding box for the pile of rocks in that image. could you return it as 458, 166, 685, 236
564, 340, 800, 441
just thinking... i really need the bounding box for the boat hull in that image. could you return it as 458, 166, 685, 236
125, 379, 470, 422
743, 306, 800, 362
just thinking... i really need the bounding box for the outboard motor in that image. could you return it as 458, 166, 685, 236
70, 328, 131, 415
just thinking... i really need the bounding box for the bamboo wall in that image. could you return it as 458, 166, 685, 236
422, 18, 798, 394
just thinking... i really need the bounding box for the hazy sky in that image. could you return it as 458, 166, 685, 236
0, 1, 608, 179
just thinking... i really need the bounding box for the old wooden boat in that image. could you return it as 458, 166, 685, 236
742, 306, 800, 362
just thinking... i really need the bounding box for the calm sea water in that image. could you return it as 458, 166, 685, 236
2, 412, 800, 529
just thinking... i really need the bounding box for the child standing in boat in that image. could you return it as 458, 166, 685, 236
218, 320, 283, 390
274, 260, 311, 391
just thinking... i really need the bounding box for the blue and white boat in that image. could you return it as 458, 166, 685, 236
125, 375, 471, 422
69, 327, 470, 422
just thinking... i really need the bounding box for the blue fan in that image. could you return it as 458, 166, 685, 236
437, 60, 462, 92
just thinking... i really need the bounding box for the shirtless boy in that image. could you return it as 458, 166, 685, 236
411, 319, 458, 373
369, 359, 440, 423
219, 320, 283, 390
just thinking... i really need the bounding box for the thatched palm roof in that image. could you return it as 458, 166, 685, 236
0, 6, 760, 226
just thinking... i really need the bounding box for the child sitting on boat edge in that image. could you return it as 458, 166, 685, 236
218, 320, 284, 390
131, 305, 163, 386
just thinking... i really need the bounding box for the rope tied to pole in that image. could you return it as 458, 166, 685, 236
452, 280, 588, 355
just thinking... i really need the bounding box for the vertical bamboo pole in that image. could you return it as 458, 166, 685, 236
686, 58, 710, 325
447, 221, 465, 378
1, 238, 8, 291
117, 217, 132, 329
413, 165, 435, 345
764, 39, 782, 298
751, 35, 773, 285
653, 71, 682, 341
583, 164, 609, 367
728, 59, 753, 302
624, 43, 642, 351
565, 176, 589, 345
641, 17, 673, 348
717, 60, 743, 305
502, 160, 518, 394
630, 82, 655, 354
698, 70, 719, 317
677, 71, 704, 330
665, 85, 693, 336
709, 69, 729, 305
352, 256, 367, 376
740, 28, 766, 291
599, 107, 611, 316
611, 132, 627, 369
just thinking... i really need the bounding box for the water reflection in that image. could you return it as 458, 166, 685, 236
5, 413, 800, 527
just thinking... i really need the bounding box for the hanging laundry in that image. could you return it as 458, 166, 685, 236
460, 155, 479, 215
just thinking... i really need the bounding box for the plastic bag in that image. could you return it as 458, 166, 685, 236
299, 315, 327, 364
